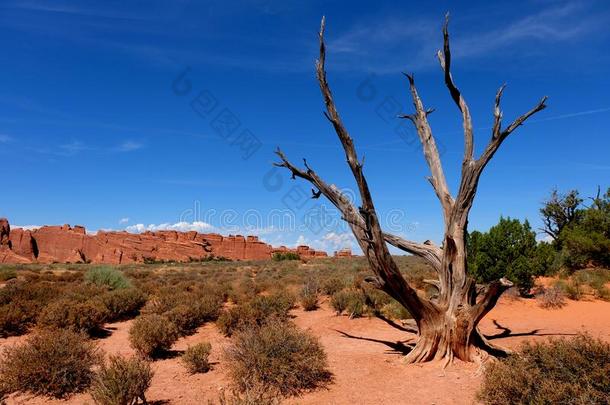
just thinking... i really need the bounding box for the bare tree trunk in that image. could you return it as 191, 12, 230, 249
275, 14, 546, 364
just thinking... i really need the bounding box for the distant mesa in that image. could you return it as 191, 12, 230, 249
0, 218, 341, 264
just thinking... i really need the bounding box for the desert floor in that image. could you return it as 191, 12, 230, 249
2, 294, 610, 405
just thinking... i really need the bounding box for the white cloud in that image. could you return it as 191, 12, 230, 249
0, 134, 12, 143
13, 225, 42, 231
60, 140, 91, 155
116, 140, 143, 152
125, 221, 216, 233
294, 232, 357, 253
118, 217, 130, 225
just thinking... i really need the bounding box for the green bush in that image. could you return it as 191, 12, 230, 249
38, 298, 108, 335
225, 320, 331, 397
478, 334, 610, 404
181, 342, 212, 374
330, 290, 350, 314
85, 266, 131, 290
100, 288, 147, 322
321, 277, 345, 295
468, 217, 543, 296
90, 355, 153, 405
271, 252, 300, 261
0, 328, 100, 399
128, 314, 179, 358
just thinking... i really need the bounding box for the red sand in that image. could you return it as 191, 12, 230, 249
3, 296, 610, 405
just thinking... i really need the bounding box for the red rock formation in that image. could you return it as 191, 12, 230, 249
0, 219, 327, 264
334, 248, 353, 258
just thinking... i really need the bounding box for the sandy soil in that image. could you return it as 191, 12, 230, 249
2, 296, 610, 405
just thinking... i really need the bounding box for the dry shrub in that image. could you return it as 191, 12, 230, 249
215, 387, 280, 405
217, 294, 292, 337
38, 298, 108, 335
478, 334, 610, 404
90, 355, 153, 405
537, 286, 567, 309
225, 320, 331, 397
181, 342, 212, 374
128, 314, 179, 358
330, 290, 350, 314
320, 276, 345, 296
331, 289, 366, 318
0, 328, 100, 399
100, 288, 147, 322
0, 301, 38, 337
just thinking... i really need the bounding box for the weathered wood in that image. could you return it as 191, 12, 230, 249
275, 15, 547, 363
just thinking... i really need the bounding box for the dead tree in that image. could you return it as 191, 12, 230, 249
275, 15, 547, 363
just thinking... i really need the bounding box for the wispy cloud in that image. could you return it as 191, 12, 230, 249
125, 221, 216, 234
118, 217, 130, 225
0, 134, 12, 143
116, 140, 143, 152
327, 2, 608, 73
59, 140, 93, 155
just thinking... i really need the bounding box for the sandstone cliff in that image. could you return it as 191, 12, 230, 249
0, 218, 328, 264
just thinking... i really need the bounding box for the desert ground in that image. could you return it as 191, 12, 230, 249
1, 259, 609, 405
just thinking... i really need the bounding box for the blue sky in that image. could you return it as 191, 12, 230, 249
0, 0, 609, 253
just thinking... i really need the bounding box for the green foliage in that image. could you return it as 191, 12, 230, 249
90, 355, 153, 405
85, 266, 131, 290
478, 334, 610, 404
181, 342, 212, 374
468, 217, 543, 295
0, 328, 100, 399
128, 314, 179, 358
540, 187, 610, 269
38, 298, 108, 335
271, 252, 300, 261
321, 276, 345, 295
225, 320, 331, 397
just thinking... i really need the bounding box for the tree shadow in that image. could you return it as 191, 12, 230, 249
334, 329, 414, 355
373, 313, 418, 334
153, 349, 185, 360
484, 320, 578, 340
90, 327, 113, 340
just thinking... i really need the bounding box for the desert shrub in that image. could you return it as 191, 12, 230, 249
0, 300, 38, 337
165, 296, 223, 336
380, 300, 412, 320
128, 314, 179, 358
321, 277, 345, 295
478, 334, 610, 404
225, 320, 331, 397
299, 278, 319, 311
271, 252, 300, 261
0, 268, 17, 282
0, 328, 100, 399
90, 355, 153, 405
537, 286, 567, 309
216, 387, 280, 405
330, 290, 350, 314
85, 266, 131, 290
38, 298, 108, 335
100, 288, 147, 322
181, 342, 212, 373
217, 294, 292, 337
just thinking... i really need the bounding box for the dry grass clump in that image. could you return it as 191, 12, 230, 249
478, 334, 610, 404
225, 320, 332, 397
299, 278, 320, 311
38, 298, 108, 335
181, 342, 212, 374
0, 328, 100, 399
537, 286, 567, 309
90, 355, 153, 405
128, 314, 179, 358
